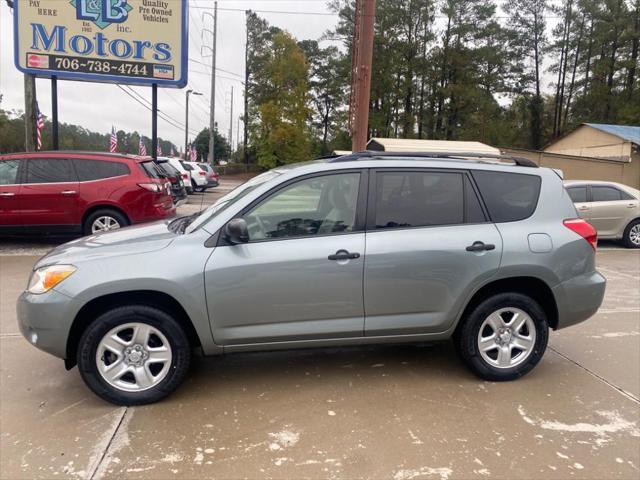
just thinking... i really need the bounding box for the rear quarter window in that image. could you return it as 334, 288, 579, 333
472, 171, 541, 223
73, 159, 130, 181
139, 161, 164, 179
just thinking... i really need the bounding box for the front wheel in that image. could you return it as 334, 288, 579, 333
77, 305, 191, 405
454, 293, 549, 381
623, 219, 640, 249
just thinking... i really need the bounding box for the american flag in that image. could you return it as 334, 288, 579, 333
35, 103, 44, 150
109, 126, 117, 153
190, 145, 197, 161
139, 137, 147, 156
157, 144, 162, 157
170, 146, 176, 157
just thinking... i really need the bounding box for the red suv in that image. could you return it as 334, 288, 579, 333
0, 151, 176, 236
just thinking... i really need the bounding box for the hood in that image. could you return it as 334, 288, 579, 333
35, 221, 176, 269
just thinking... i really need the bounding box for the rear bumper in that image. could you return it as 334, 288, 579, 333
553, 271, 606, 329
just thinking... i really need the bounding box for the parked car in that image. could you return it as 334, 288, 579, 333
163, 157, 193, 194
0, 151, 175, 236
565, 180, 640, 248
155, 159, 187, 206
18, 151, 606, 405
198, 163, 220, 188
180, 161, 208, 193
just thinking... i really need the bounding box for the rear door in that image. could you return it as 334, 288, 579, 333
363, 169, 502, 335
20, 158, 80, 230
589, 185, 634, 237
0, 159, 23, 232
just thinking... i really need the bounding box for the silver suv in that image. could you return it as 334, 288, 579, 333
18, 152, 606, 405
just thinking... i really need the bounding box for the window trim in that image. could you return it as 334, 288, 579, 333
217, 169, 369, 246
366, 167, 489, 232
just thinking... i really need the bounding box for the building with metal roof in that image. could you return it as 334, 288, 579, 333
544, 123, 640, 162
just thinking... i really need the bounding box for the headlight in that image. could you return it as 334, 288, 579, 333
27, 265, 77, 294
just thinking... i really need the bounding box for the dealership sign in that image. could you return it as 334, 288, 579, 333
13, 0, 188, 87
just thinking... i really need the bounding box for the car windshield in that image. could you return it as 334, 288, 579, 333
184, 170, 282, 234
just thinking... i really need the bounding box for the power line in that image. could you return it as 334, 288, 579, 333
189, 57, 244, 78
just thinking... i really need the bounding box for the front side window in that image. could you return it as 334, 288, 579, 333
74, 159, 130, 181
375, 171, 464, 229
25, 159, 76, 184
591, 186, 625, 202
244, 173, 360, 241
0, 160, 20, 185
567, 186, 587, 203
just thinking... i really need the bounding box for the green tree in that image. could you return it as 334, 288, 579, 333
193, 127, 231, 162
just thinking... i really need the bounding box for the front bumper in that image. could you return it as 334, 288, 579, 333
17, 289, 74, 359
553, 270, 606, 329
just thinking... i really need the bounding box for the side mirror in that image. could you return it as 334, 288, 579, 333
224, 218, 249, 244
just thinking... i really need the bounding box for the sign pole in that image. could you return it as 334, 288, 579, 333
24, 74, 37, 152
152, 83, 158, 160
51, 76, 59, 150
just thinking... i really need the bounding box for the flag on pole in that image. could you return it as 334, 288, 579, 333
190, 145, 197, 162
109, 126, 117, 153
35, 102, 44, 151
139, 137, 147, 156
157, 144, 162, 157
170, 146, 176, 157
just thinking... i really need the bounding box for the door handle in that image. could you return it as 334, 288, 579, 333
466, 241, 496, 252
578, 206, 589, 211
328, 249, 361, 261
0, 192, 15, 197
628, 203, 636, 208
60, 190, 77, 195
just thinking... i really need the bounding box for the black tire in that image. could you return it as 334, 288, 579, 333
454, 293, 549, 381
622, 219, 640, 249
83, 209, 128, 236
77, 305, 191, 406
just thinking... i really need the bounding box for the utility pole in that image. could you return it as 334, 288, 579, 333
185, 89, 203, 158
349, 0, 376, 152
24, 74, 37, 152
228, 86, 234, 153
207, 1, 218, 165
244, 9, 249, 167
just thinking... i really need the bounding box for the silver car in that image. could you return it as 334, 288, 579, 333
564, 180, 640, 248
18, 152, 606, 405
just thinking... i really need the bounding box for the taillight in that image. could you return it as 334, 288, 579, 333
564, 218, 597, 250
199, 171, 206, 176
182, 174, 189, 180
138, 183, 162, 193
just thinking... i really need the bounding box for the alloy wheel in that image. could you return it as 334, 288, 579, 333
630, 224, 640, 246
91, 216, 121, 233
477, 307, 536, 369
96, 323, 172, 392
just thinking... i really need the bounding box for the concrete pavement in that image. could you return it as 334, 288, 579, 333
0, 230, 638, 479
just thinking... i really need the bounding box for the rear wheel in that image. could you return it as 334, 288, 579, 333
84, 209, 128, 235
622, 219, 640, 249
77, 305, 191, 405
454, 293, 549, 381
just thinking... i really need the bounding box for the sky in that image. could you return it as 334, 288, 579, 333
0, 0, 339, 151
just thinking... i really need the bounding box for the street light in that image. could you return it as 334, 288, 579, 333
185, 89, 202, 159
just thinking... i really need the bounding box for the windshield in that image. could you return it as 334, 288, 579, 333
185, 170, 282, 233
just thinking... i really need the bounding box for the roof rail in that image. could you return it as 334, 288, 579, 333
328, 150, 539, 168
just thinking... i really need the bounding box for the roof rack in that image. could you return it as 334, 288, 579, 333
328, 150, 539, 168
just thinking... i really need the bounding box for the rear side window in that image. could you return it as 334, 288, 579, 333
591, 186, 630, 202
139, 161, 163, 179
25, 158, 76, 184
472, 171, 541, 223
566, 186, 587, 203
375, 171, 464, 229
180, 161, 193, 171
73, 159, 130, 181
0, 160, 20, 185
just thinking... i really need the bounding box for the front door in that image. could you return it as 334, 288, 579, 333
0, 159, 23, 233
20, 158, 80, 231
364, 169, 503, 335
588, 184, 634, 237
205, 171, 366, 345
